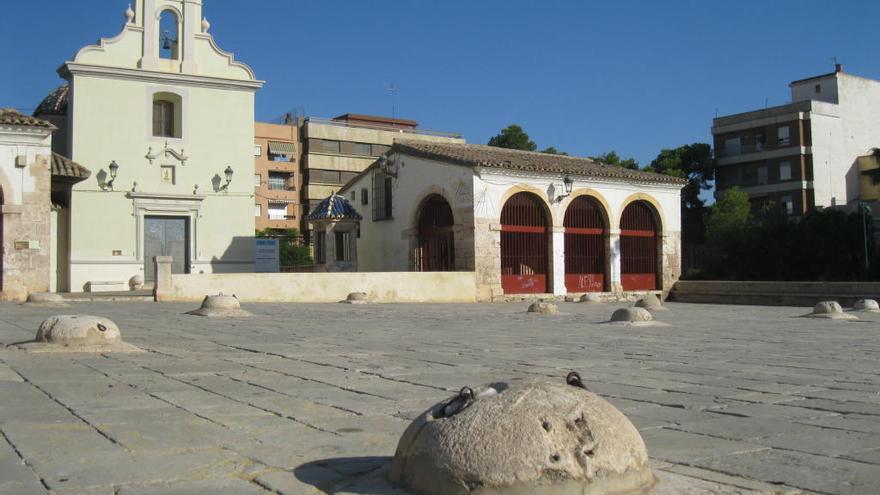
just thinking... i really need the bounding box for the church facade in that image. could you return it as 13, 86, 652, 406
40, 0, 262, 291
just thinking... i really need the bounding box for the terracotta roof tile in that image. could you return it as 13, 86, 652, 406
51, 153, 91, 181
34, 84, 69, 116
390, 141, 687, 185
0, 108, 55, 129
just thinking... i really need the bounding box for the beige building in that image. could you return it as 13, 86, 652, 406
300, 113, 464, 240
39, 0, 262, 291
254, 121, 300, 232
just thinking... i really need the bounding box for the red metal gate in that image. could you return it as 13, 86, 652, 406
564, 196, 606, 292
620, 201, 658, 290
416, 195, 455, 271
501, 192, 549, 294
0, 187, 3, 292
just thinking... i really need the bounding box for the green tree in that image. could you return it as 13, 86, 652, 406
255, 228, 313, 267
540, 146, 568, 156
705, 187, 750, 242
589, 151, 639, 170
645, 143, 714, 243
487, 125, 536, 151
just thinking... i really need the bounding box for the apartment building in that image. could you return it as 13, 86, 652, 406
254, 121, 300, 232
712, 65, 880, 215
299, 113, 464, 239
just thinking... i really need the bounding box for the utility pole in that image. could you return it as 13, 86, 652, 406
861, 203, 872, 276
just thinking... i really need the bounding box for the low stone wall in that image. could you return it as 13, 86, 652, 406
155, 267, 478, 303
669, 280, 880, 307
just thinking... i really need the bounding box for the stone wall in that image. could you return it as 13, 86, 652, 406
155, 268, 477, 303
1, 153, 52, 301
669, 280, 880, 307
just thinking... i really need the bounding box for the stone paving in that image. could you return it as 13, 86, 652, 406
0, 300, 878, 494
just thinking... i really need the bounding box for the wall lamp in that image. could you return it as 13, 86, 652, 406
555, 174, 574, 202
220, 165, 234, 191
105, 160, 119, 191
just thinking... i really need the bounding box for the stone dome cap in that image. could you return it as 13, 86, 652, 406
389, 376, 654, 495
580, 293, 603, 303
22, 292, 69, 307
187, 294, 253, 317
18, 315, 142, 353
852, 299, 880, 312
802, 301, 858, 320
605, 307, 666, 327
341, 292, 370, 304
634, 293, 665, 311
528, 301, 559, 315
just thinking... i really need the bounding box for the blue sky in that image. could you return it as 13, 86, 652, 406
2, 0, 878, 168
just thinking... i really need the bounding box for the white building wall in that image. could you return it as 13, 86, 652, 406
342, 154, 474, 272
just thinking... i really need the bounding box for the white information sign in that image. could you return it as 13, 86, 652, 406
254, 238, 280, 273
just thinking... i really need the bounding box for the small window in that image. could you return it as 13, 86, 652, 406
757, 166, 768, 185
254, 174, 261, 187
724, 137, 741, 156
270, 153, 291, 162
268, 202, 287, 220
350, 191, 356, 201
755, 131, 765, 151
153, 100, 175, 137
311, 139, 340, 153
354, 143, 372, 156
781, 195, 793, 214
778, 126, 790, 145
268, 173, 287, 191
361, 188, 368, 205
335, 231, 351, 262
315, 232, 326, 264
254, 204, 261, 217
779, 161, 791, 181
815, 84, 821, 94
254, 145, 262, 157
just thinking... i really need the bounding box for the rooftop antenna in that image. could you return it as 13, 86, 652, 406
387, 82, 397, 122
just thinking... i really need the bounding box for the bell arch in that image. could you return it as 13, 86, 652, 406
619, 200, 661, 291
564, 195, 609, 292
500, 192, 551, 294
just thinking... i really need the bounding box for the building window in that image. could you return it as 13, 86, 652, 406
757, 166, 768, 185
254, 145, 262, 157
270, 153, 291, 162
361, 188, 368, 205
781, 195, 793, 215
779, 161, 791, 181
268, 173, 287, 191
315, 232, 326, 264
254, 174, 261, 187
778, 126, 790, 145
350, 191, 356, 201
153, 100, 175, 137
310, 139, 340, 153
372, 144, 390, 156
335, 231, 351, 262
724, 137, 741, 156
372, 172, 393, 220
755, 132, 765, 151
268, 202, 287, 220
354, 142, 371, 156
815, 84, 821, 94
254, 204, 261, 217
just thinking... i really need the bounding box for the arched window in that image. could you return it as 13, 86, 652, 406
500, 192, 550, 294
159, 10, 180, 60
152, 92, 182, 138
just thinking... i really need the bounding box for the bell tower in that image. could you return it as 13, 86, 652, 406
136, 0, 203, 74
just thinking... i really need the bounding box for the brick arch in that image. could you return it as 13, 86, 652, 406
617, 193, 665, 232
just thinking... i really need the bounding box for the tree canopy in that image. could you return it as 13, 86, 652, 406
589, 151, 639, 170
487, 125, 536, 151
644, 143, 714, 211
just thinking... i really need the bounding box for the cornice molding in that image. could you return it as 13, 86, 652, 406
59, 62, 264, 92
475, 166, 685, 191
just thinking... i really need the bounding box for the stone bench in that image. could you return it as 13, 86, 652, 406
84, 280, 128, 293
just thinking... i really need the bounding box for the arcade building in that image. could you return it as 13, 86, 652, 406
339, 141, 686, 302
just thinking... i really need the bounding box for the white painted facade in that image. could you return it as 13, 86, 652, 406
55, 0, 262, 291
341, 150, 683, 301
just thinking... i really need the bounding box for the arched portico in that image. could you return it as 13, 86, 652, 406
619, 200, 661, 290
500, 191, 551, 294
415, 194, 455, 271
564, 195, 609, 292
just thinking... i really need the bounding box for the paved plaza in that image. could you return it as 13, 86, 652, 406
0, 300, 878, 494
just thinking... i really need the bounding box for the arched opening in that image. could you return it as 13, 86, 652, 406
159, 10, 180, 60
620, 200, 660, 291
152, 92, 182, 138
500, 192, 550, 294
415, 194, 455, 271
564, 196, 607, 292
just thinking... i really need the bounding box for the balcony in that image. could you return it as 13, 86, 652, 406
304, 117, 463, 139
